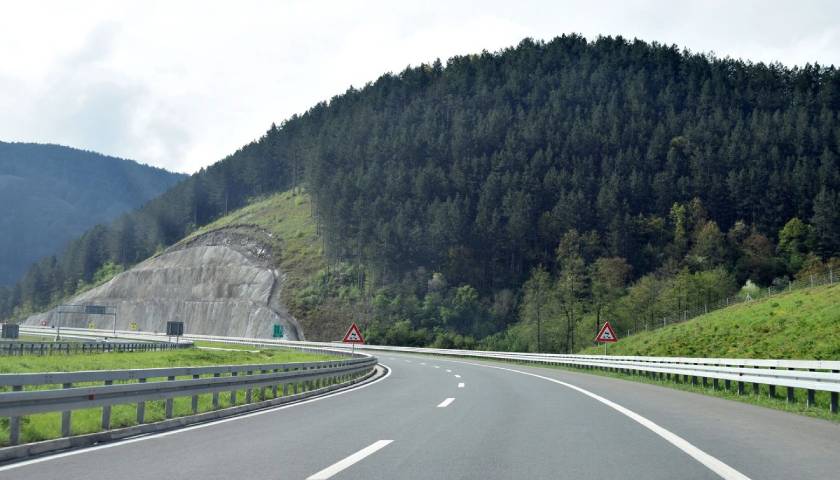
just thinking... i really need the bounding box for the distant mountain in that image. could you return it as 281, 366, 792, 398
0, 141, 185, 284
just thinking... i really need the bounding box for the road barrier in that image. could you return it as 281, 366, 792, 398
0, 340, 190, 356
150, 331, 840, 416
12, 325, 840, 428
0, 347, 376, 448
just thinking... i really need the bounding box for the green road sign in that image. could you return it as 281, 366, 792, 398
273, 324, 284, 338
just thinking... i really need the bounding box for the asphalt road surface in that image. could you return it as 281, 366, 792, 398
3, 352, 839, 479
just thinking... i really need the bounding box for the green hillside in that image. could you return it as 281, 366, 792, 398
581, 283, 840, 359
185, 189, 357, 340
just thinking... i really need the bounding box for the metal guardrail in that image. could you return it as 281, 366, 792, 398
0, 340, 190, 356
158, 333, 840, 415
0, 345, 377, 446
17, 326, 840, 417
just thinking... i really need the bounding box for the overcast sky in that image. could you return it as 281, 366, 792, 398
1, 1, 838, 173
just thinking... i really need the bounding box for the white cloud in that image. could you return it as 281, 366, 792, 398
0, 0, 838, 173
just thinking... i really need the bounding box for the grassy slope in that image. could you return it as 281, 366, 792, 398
581, 283, 840, 359
184, 189, 352, 340
0, 347, 332, 374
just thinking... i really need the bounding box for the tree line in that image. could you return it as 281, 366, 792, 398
2, 35, 839, 351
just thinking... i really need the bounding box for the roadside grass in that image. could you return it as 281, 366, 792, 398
0, 346, 339, 446
580, 283, 840, 359
0, 345, 333, 374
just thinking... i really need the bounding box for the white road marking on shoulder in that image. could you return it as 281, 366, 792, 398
306, 440, 393, 479
0, 366, 393, 472
454, 374, 461, 378
458, 383, 465, 388
446, 369, 452, 373
455, 360, 750, 480
434, 365, 440, 369
437, 397, 456, 408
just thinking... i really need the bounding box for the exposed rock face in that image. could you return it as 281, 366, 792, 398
26, 227, 304, 340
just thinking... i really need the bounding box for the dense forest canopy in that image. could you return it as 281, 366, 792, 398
2, 35, 839, 351
0, 142, 184, 285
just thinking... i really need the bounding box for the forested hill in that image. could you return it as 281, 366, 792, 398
3, 35, 839, 351
0, 142, 185, 285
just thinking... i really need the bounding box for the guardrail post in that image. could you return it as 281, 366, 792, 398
230, 372, 238, 406
101, 380, 113, 429
260, 369, 268, 400
807, 369, 816, 407
738, 381, 745, 395
832, 371, 839, 414
212, 373, 220, 409
272, 369, 279, 398
137, 378, 146, 423
61, 383, 72, 437
283, 368, 289, 396
191, 374, 200, 413
9, 385, 22, 445
165, 376, 175, 418
725, 379, 731, 391
245, 371, 253, 403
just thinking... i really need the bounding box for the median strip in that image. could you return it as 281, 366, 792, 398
306, 440, 393, 479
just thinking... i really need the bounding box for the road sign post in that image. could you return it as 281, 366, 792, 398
342, 322, 365, 354
595, 321, 618, 355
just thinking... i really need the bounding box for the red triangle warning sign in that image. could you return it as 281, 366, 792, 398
595, 321, 618, 343
342, 322, 365, 344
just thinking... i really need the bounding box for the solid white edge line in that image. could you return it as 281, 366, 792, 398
458, 383, 465, 388
306, 440, 393, 480
454, 360, 751, 480
437, 397, 455, 408
0, 364, 393, 472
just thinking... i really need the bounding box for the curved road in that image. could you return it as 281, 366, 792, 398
3, 352, 839, 479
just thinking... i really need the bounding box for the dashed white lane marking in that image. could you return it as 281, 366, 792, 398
434, 366, 440, 369
454, 374, 461, 378
446, 369, 452, 373
420, 362, 426, 365
404, 360, 411, 363
453, 360, 751, 480
458, 383, 465, 388
437, 397, 456, 408
306, 440, 393, 479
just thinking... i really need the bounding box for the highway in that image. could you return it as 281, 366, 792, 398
2, 352, 839, 479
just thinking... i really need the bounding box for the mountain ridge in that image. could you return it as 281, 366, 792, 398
0, 140, 185, 285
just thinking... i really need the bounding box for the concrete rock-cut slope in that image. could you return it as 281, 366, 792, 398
26, 226, 304, 340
